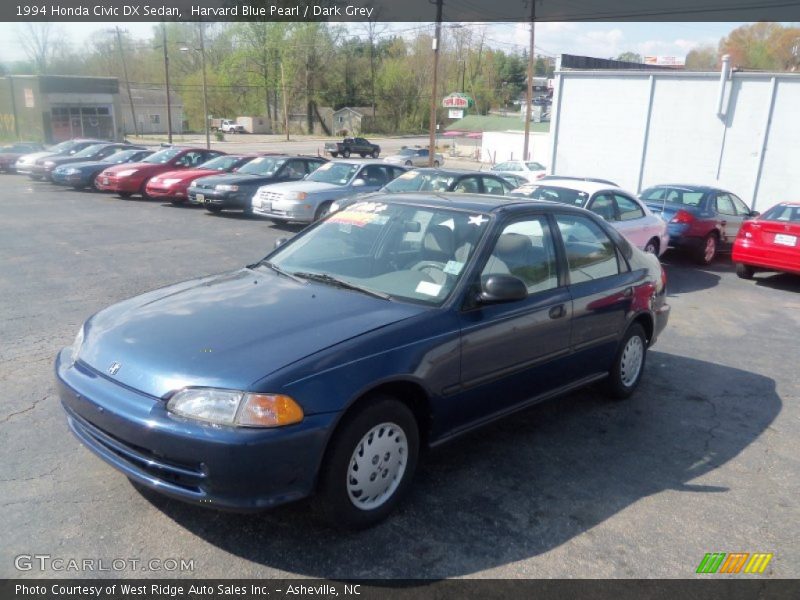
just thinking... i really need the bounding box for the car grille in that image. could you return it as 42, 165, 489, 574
256, 189, 283, 203
194, 181, 215, 190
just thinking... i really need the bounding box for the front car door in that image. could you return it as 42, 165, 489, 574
454, 213, 573, 430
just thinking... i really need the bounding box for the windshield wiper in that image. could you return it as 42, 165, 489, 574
292, 272, 390, 300
250, 261, 306, 284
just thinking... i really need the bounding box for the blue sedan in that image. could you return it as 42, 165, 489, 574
51, 148, 153, 190
56, 194, 670, 528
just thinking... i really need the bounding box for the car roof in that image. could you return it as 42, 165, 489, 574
329, 158, 389, 165
642, 183, 726, 194
523, 178, 630, 195
364, 192, 582, 214
406, 167, 493, 176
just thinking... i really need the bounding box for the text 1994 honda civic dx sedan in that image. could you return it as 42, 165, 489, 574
56, 194, 669, 529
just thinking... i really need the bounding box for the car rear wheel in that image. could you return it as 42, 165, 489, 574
735, 263, 755, 279
313, 396, 419, 529
342, 149, 351, 158
205, 205, 222, 214
695, 233, 718, 265
371, 150, 380, 158
330, 152, 338, 158
644, 238, 659, 255
118, 192, 132, 199
604, 323, 647, 399
405, 160, 413, 166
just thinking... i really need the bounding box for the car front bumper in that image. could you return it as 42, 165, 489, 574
51, 171, 86, 185
55, 349, 335, 511
95, 175, 141, 193
252, 198, 317, 223
188, 188, 248, 209
145, 184, 185, 199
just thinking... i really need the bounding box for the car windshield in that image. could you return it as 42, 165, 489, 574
49, 140, 77, 152
142, 148, 183, 164
267, 201, 490, 305
382, 170, 456, 193
510, 184, 589, 207
108, 150, 145, 163
198, 155, 243, 171
236, 156, 286, 176
526, 162, 545, 170
398, 148, 416, 156
761, 204, 800, 222
73, 144, 109, 158
307, 162, 359, 185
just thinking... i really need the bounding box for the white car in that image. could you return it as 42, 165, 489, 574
509, 178, 669, 255
489, 160, 547, 183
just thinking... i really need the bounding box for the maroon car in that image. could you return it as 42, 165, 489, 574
0, 142, 45, 172
95, 147, 224, 198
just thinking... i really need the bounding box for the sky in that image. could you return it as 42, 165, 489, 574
0, 21, 746, 66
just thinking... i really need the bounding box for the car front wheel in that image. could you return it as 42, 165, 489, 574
342, 149, 351, 158
371, 150, 380, 158
735, 263, 755, 279
605, 323, 647, 399
313, 396, 419, 529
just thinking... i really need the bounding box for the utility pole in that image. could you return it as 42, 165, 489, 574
280, 61, 290, 141
198, 23, 210, 150
428, 0, 443, 167
162, 23, 173, 144
115, 27, 138, 139
522, 0, 536, 161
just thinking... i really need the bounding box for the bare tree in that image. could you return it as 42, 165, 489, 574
16, 23, 64, 74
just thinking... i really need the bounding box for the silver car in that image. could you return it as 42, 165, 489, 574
383, 147, 444, 168
251, 160, 407, 223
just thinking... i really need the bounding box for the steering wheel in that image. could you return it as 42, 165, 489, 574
412, 261, 448, 282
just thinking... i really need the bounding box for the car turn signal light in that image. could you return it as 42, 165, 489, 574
238, 394, 304, 427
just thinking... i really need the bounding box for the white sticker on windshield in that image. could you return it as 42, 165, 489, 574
443, 260, 464, 275
415, 281, 442, 296
468, 214, 488, 226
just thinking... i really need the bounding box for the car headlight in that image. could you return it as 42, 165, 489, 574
215, 184, 239, 192
167, 388, 304, 428
116, 169, 138, 177
64, 167, 79, 175
285, 191, 308, 201
162, 178, 182, 186
68, 324, 84, 366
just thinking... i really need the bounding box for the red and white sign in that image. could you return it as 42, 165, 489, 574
644, 56, 685, 66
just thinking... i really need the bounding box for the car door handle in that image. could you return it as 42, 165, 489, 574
549, 305, 566, 319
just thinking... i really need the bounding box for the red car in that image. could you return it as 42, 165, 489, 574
95, 147, 223, 198
144, 154, 256, 203
733, 202, 800, 279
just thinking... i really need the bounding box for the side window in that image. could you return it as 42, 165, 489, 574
453, 176, 481, 194
388, 167, 406, 181
482, 176, 507, 196
360, 165, 389, 187
731, 194, 750, 215
481, 216, 559, 294
555, 214, 621, 283
283, 159, 307, 179
306, 159, 325, 173
494, 162, 512, 171
715, 194, 736, 216
419, 149, 428, 157
614, 194, 645, 221
588, 193, 618, 222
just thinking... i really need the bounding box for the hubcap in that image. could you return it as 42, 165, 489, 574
347, 422, 408, 510
620, 335, 644, 387
645, 242, 657, 254
704, 237, 716, 262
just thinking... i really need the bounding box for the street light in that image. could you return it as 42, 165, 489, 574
179, 22, 210, 150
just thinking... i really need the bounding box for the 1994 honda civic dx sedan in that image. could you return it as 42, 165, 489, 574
56, 194, 670, 529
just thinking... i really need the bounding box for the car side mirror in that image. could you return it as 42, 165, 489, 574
478, 274, 527, 304
274, 238, 288, 249
352, 178, 366, 187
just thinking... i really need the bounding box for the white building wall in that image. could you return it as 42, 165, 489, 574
550, 70, 800, 211
481, 131, 551, 165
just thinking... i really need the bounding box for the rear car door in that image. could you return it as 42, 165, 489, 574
554, 212, 636, 378
455, 213, 573, 427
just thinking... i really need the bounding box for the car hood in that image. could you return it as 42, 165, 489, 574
267, 180, 342, 195
78, 268, 425, 399
16, 151, 55, 164
103, 162, 161, 174
55, 159, 114, 172
152, 168, 216, 182
193, 173, 273, 187
45, 155, 95, 166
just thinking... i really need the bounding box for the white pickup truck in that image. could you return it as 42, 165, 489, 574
218, 119, 246, 134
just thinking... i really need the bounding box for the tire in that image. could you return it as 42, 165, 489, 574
695, 232, 718, 265
405, 160, 413, 167
360, 153, 367, 158
315, 201, 333, 221
342, 149, 351, 158
118, 192, 132, 199
371, 150, 380, 158
330, 152, 338, 158
644, 238, 659, 255
170, 199, 183, 206
433, 160, 440, 168
206, 205, 222, 214
604, 323, 647, 400
313, 396, 419, 530
736, 263, 755, 279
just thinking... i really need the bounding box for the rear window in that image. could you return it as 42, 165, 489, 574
510, 184, 589, 207
641, 187, 704, 206
761, 204, 800, 223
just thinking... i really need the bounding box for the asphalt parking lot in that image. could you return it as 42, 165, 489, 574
1, 174, 798, 579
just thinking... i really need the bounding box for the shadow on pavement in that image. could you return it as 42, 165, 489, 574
135, 351, 780, 578
752, 272, 800, 293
